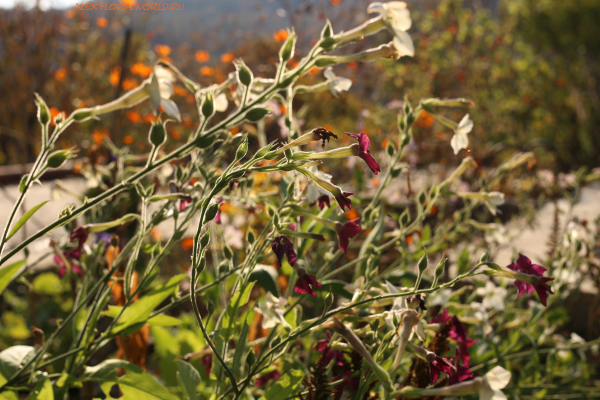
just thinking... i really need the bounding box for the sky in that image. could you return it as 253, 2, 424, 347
0, 0, 89, 9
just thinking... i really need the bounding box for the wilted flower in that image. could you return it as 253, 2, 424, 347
450, 114, 473, 155
255, 370, 281, 387
294, 267, 321, 297
367, 2, 414, 57
323, 67, 352, 98
507, 254, 555, 306
254, 292, 290, 329
346, 132, 381, 175
272, 235, 297, 266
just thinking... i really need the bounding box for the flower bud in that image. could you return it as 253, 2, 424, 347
200, 229, 210, 249
201, 92, 214, 118
247, 229, 256, 245
314, 57, 336, 68
386, 142, 396, 157
47, 149, 75, 169
279, 29, 296, 62
223, 244, 233, 260
433, 257, 447, 286
34, 93, 50, 125
149, 121, 167, 147
195, 132, 218, 149
246, 351, 256, 367
235, 60, 253, 87
323, 290, 334, 313
417, 254, 428, 273
321, 20, 333, 38
72, 109, 94, 122
245, 108, 269, 122
235, 135, 249, 161
203, 203, 220, 224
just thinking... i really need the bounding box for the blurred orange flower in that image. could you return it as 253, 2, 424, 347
126, 110, 142, 123
347, 62, 358, 70
65, 10, 76, 18
154, 44, 172, 57
195, 50, 210, 63
555, 78, 565, 87
109, 66, 122, 86
168, 126, 181, 141
173, 85, 187, 96
54, 68, 67, 82
186, 94, 196, 104
308, 66, 320, 75
220, 53, 235, 63
345, 208, 359, 220
200, 66, 215, 76
121, 0, 135, 5
273, 29, 288, 42
143, 114, 159, 124
330, 0, 341, 5
130, 62, 153, 78
123, 135, 134, 145
417, 110, 434, 128
96, 17, 108, 28
49, 107, 62, 126
122, 78, 138, 91
181, 237, 194, 251
92, 127, 109, 144
370, 177, 380, 186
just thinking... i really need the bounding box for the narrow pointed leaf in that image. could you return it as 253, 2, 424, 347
7, 201, 49, 239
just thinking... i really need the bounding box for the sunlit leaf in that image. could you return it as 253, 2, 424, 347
7, 201, 49, 240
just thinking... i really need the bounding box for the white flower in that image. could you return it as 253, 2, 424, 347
254, 292, 290, 329
384, 281, 426, 342
214, 93, 228, 112
368, 2, 414, 57
484, 192, 505, 216
323, 67, 352, 98
450, 113, 473, 155
479, 366, 511, 400
475, 281, 507, 311
307, 166, 333, 203
149, 66, 181, 122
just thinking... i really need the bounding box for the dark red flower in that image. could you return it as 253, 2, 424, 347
335, 370, 359, 391
272, 235, 297, 266
255, 370, 281, 387
346, 132, 381, 175
200, 349, 212, 376
334, 191, 354, 212
179, 196, 192, 211
507, 254, 555, 306
431, 309, 476, 366
70, 226, 89, 247
336, 219, 362, 252
214, 197, 224, 225
55, 253, 84, 278
295, 267, 321, 297
314, 331, 345, 367
429, 356, 454, 384
316, 195, 331, 210
448, 351, 474, 385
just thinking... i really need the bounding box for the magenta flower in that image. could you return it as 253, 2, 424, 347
255, 370, 281, 387
55, 226, 89, 278
448, 356, 474, 385
272, 235, 297, 266
507, 254, 555, 306
214, 197, 224, 225
314, 331, 346, 367
179, 196, 192, 211
200, 349, 212, 376
346, 132, 381, 175
336, 219, 363, 252
295, 267, 321, 297
316, 195, 331, 210
429, 356, 454, 384
335, 191, 354, 212
431, 309, 476, 366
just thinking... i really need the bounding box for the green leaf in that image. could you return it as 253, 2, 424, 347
32, 272, 63, 296
110, 274, 186, 334
0, 346, 35, 379
0, 259, 26, 296
7, 201, 49, 240
457, 248, 470, 275
174, 360, 201, 400
25, 373, 53, 400
248, 265, 278, 296
259, 369, 304, 400
147, 314, 182, 326
220, 282, 255, 339
232, 320, 249, 378
420, 224, 432, 244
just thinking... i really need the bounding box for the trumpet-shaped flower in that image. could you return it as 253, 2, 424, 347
299, 167, 354, 211
323, 67, 352, 98
367, 2, 414, 57
254, 292, 291, 329
336, 219, 363, 252
450, 113, 473, 155
307, 167, 333, 204
294, 267, 321, 297
346, 132, 381, 175
507, 254, 555, 306
271, 235, 297, 266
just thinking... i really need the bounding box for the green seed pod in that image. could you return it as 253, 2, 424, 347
197, 256, 206, 273
401, 132, 411, 147
391, 166, 403, 178
323, 290, 334, 312
314, 57, 336, 68
203, 203, 220, 224
271, 336, 281, 349
235, 135, 249, 161
223, 244, 233, 260
386, 142, 396, 157
247, 229, 255, 245
246, 351, 256, 367
72, 109, 94, 122
245, 108, 269, 122
193, 130, 216, 149
149, 121, 167, 147
34, 93, 50, 125
279, 30, 296, 62
47, 149, 74, 169
201, 92, 214, 118
321, 20, 333, 38
235, 60, 253, 87
418, 190, 427, 205
218, 260, 229, 275
19, 174, 28, 193
434, 258, 447, 283
400, 209, 410, 226
286, 181, 295, 199
479, 251, 488, 263
200, 229, 210, 249
417, 254, 428, 273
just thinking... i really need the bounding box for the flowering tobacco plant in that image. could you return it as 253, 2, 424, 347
0, 2, 597, 400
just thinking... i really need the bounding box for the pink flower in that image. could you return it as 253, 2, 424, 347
255, 370, 281, 387
55, 226, 88, 278
214, 197, 224, 224
507, 254, 555, 306
272, 235, 297, 266
295, 267, 321, 297
179, 196, 192, 211
346, 132, 381, 175
336, 219, 363, 252
335, 191, 354, 212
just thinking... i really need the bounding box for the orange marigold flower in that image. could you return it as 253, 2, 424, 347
54, 68, 67, 82
96, 17, 108, 28
130, 62, 153, 78
154, 44, 172, 57
200, 66, 215, 76
109, 66, 122, 87
123, 135, 134, 145
126, 110, 142, 123
220, 53, 235, 63
195, 50, 210, 63
122, 78, 138, 91
181, 237, 194, 251
273, 29, 288, 42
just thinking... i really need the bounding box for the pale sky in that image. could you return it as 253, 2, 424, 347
0, 0, 90, 9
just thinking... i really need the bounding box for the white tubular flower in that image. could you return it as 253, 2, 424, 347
323, 67, 352, 98
254, 292, 290, 329
399, 366, 511, 400
391, 308, 421, 372
455, 191, 505, 216
149, 66, 181, 122
475, 282, 507, 311
367, 2, 414, 57
307, 166, 333, 203
450, 113, 473, 155
384, 282, 426, 342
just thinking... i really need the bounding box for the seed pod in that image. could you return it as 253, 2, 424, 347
47, 149, 74, 169
223, 244, 233, 260
195, 132, 218, 149
72, 109, 94, 122
279, 30, 296, 62
246, 351, 256, 367
245, 108, 269, 122
386, 142, 396, 157
235, 135, 249, 160
203, 203, 220, 224
417, 254, 428, 273
149, 121, 167, 147
201, 92, 214, 118
247, 229, 255, 245
200, 229, 210, 249
434, 258, 447, 283
235, 60, 253, 87
314, 57, 336, 68
34, 93, 50, 125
